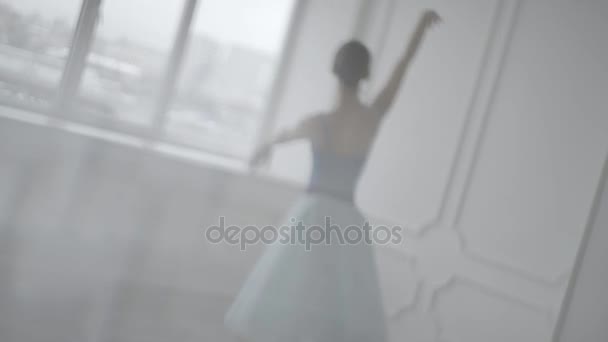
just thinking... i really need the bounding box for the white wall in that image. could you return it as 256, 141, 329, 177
557, 155, 608, 342
268, 0, 608, 341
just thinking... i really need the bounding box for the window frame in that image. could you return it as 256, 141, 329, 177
49, 0, 305, 162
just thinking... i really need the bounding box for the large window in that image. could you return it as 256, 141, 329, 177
165, 0, 296, 158
0, 0, 297, 162
0, 0, 81, 111
76, 0, 184, 127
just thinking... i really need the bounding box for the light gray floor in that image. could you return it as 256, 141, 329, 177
0, 116, 291, 342
0, 116, 397, 342
0, 220, 250, 342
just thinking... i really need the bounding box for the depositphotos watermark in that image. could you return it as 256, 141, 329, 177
205, 217, 403, 251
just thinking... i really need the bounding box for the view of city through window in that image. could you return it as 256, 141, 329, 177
77, 0, 184, 126
0, 0, 295, 159
0, 0, 81, 111
167, 0, 295, 157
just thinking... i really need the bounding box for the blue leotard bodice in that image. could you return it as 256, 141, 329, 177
307, 116, 368, 203
308, 148, 366, 202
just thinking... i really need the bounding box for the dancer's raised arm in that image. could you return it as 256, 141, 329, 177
372, 10, 440, 117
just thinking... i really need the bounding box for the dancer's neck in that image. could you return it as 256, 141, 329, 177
336, 83, 362, 112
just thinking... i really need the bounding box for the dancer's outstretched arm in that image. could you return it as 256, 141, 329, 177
249, 115, 322, 167
372, 10, 440, 117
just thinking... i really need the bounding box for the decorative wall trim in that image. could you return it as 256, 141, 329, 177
551, 153, 608, 341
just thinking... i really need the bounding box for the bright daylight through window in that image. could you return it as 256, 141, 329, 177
0, 0, 296, 159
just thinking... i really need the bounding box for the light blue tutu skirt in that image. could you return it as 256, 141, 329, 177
225, 193, 387, 342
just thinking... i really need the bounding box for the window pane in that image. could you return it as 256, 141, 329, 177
76, 0, 184, 126
0, 0, 81, 110
166, 0, 296, 158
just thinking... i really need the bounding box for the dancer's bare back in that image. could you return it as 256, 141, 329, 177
249, 9, 440, 167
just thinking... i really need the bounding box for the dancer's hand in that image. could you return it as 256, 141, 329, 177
420, 10, 441, 30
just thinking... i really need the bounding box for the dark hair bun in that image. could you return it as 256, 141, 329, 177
333, 40, 371, 86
